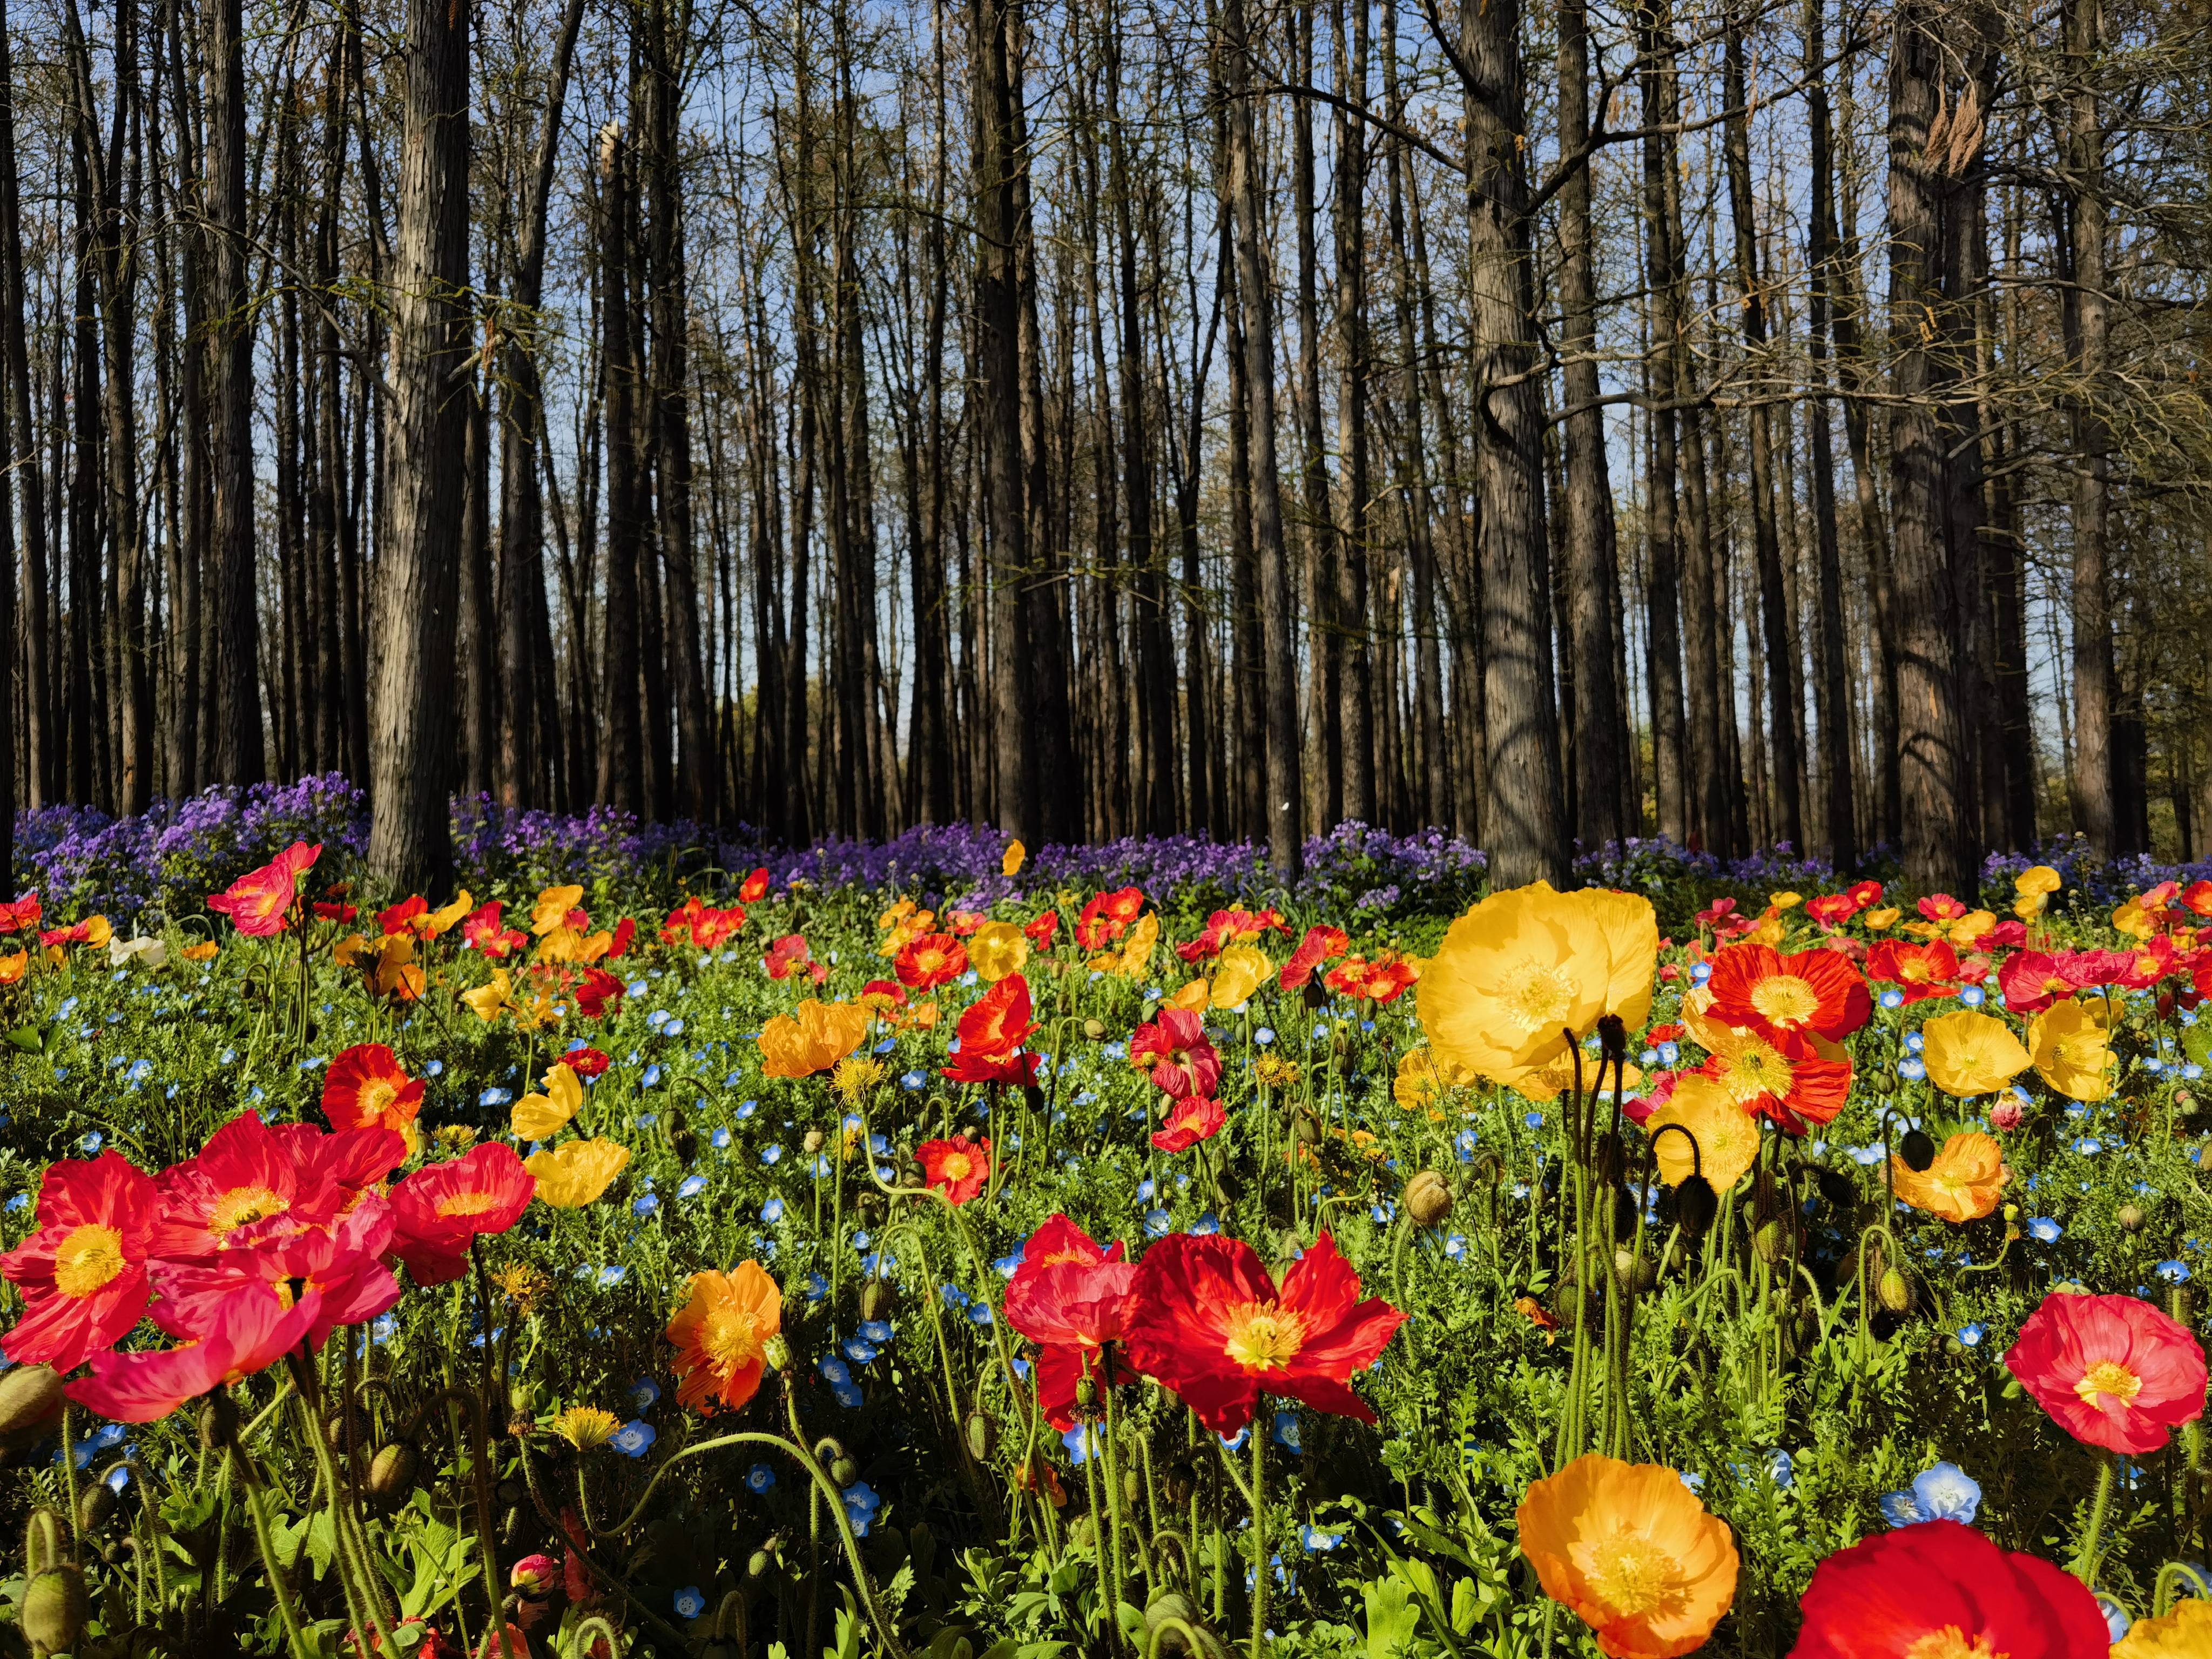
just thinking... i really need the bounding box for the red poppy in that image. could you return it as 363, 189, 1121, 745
278, 1123, 407, 1198
739, 868, 772, 903
1076, 887, 1146, 951
152, 1112, 341, 1261
1122, 1231, 1404, 1434
153, 1199, 401, 1351
765, 934, 812, 980
1024, 911, 1061, 950
66, 1283, 321, 1423
1802, 893, 1857, 931
40, 919, 103, 948
1005, 1216, 1137, 1429
564, 1046, 611, 1080
1864, 940, 1963, 1004
314, 900, 359, 923
2003, 1290, 2208, 1454
1324, 954, 1419, 1004
1698, 1038, 1853, 1133
943, 1043, 1042, 1087
1790, 1521, 2106, 1659
918, 1135, 992, 1205
323, 1044, 426, 1150
380, 895, 429, 936
956, 973, 1036, 1055
1696, 896, 1739, 929
1999, 950, 2105, 1015
1704, 943, 1870, 1053
662, 896, 746, 950
1130, 1007, 1221, 1101
1151, 1094, 1225, 1153
1279, 926, 1350, 992
605, 917, 637, 959
0, 891, 42, 934
1918, 893, 1970, 923
207, 842, 320, 938
897, 932, 969, 991
1974, 919, 2028, 951
2111, 934, 2181, 991
1846, 880, 1884, 910
387, 1144, 537, 1286
2184, 879, 2212, 919
1175, 907, 1290, 963
574, 968, 625, 1020
460, 901, 525, 957
0, 1152, 157, 1371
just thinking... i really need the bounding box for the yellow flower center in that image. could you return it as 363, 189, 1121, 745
2053, 1032, 2106, 1071
358, 1077, 399, 1120
52, 1223, 126, 1298
1222, 1304, 1307, 1372
1903, 1629, 2004, 1659
1498, 961, 1577, 1034
1723, 1040, 1792, 1099
211, 1185, 289, 1236
1583, 1532, 1683, 1618
1748, 975, 1820, 1028
2074, 1359, 2143, 1409
940, 1153, 974, 1182
438, 1189, 503, 1218
703, 1304, 765, 1373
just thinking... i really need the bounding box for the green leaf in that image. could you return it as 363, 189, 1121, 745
1364, 1576, 1423, 1659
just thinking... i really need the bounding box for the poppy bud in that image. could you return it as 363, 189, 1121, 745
1302, 981, 1326, 1010
510, 1381, 544, 1417
830, 1452, 861, 1487
860, 1279, 899, 1322
965, 1411, 995, 1462
200, 1388, 240, 1453
765, 1334, 792, 1371
1162, 1460, 1196, 1507
0, 1365, 64, 1445
1596, 1014, 1627, 1060
1292, 1111, 1321, 1147
1899, 1129, 1936, 1173
1144, 1592, 1231, 1659
1612, 1246, 1656, 1297
1084, 1019, 1107, 1040
671, 1128, 698, 1163
23, 1508, 65, 1577
803, 1130, 826, 1154
748, 1547, 776, 1579
1469, 1150, 1507, 1188
1674, 1176, 1718, 1237
1123, 1469, 1144, 1506
1023, 1084, 1047, 1115
1753, 1217, 1791, 1267
1404, 1171, 1454, 1229
366, 1444, 418, 1503
78, 1481, 116, 1532
22, 1567, 87, 1653
1877, 1267, 1913, 1314
511, 1553, 558, 1599
1075, 1377, 1097, 1411
1813, 1167, 1856, 1209
2119, 1203, 2146, 1233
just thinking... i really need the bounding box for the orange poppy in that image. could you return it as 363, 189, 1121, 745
665, 1262, 782, 1413
1889, 1131, 2008, 1224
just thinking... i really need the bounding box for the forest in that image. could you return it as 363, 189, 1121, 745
0, 0, 2201, 891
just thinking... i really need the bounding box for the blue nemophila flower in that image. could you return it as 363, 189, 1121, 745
819, 1357, 852, 1386
2074, 1137, 2102, 1156
1904, 1030, 1926, 1055
842, 1481, 882, 1534
372, 1314, 397, 1342
761, 1145, 784, 1166
2026, 1217, 2062, 1243
665, 1019, 685, 1037
1272, 1411, 1302, 1453
747, 1463, 777, 1494
1880, 1462, 1981, 1528
1898, 1057, 1927, 1082
941, 1283, 971, 1309
673, 1587, 706, 1621
1879, 987, 1905, 1010
2099, 1596, 2133, 1643
1301, 1526, 1343, 1553
760, 1197, 785, 1223
632, 1194, 660, 1217
424, 1059, 444, 1076
597, 1266, 628, 1287
611, 1420, 656, 1458
1256, 1027, 1276, 1046
1957, 1322, 1985, 1347
842, 1338, 879, 1365
1766, 1449, 1794, 1489
1192, 1213, 1222, 1236
2159, 1260, 2193, 1283
1679, 1471, 1705, 1493
806, 1272, 829, 1303
629, 1378, 661, 1412
1220, 1426, 1251, 1452
901, 1070, 926, 1091
859, 1319, 893, 1344
1145, 1208, 1172, 1238
678, 1175, 707, 1199
737, 1100, 759, 1120
968, 1302, 994, 1326
1523, 1111, 1543, 1130
1062, 1424, 1104, 1465
834, 1382, 864, 1409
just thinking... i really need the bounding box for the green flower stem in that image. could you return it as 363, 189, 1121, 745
1248, 1418, 1268, 1659
514, 1440, 700, 1653
59, 1402, 82, 1560
2072, 1455, 2117, 1585
237, 1449, 314, 1659
296, 1381, 395, 1654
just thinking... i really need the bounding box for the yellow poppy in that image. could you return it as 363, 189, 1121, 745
428, 891, 473, 937
1862, 907, 1901, 930
82, 916, 112, 948
2014, 865, 2061, 896
1419, 882, 1657, 1098
1210, 944, 1271, 1010
1516, 1453, 1739, 1659
1769, 891, 1803, 912
758, 1000, 871, 1080
2013, 893, 2048, 922
2028, 998, 2116, 1101
531, 885, 585, 936
368, 936, 424, 1001
1919, 1009, 2031, 1098
2114, 1599, 2212, 1657
333, 934, 374, 968
1394, 1047, 1477, 1114
1944, 909, 1997, 948
1890, 1131, 2008, 1224
462, 970, 512, 1024
2113, 899, 2156, 940
512, 1062, 584, 1141
969, 921, 1029, 983
1647, 1074, 1759, 1193
1001, 839, 1027, 877
526, 1138, 630, 1208
1090, 911, 1158, 979
1165, 979, 1210, 1013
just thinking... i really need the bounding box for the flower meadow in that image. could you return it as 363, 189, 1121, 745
0, 797, 2210, 1655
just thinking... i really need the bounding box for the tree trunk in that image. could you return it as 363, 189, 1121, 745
2063, 0, 2114, 855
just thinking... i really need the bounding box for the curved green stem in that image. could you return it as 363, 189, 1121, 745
2072, 1455, 2117, 1586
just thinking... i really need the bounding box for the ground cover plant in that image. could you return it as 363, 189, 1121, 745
0, 787, 2210, 1656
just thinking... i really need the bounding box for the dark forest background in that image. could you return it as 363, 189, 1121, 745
0, 0, 2203, 892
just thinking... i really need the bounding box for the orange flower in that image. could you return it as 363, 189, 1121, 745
665, 1262, 782, 1413
758, 1000, 869, 1079
0, 950, 27, 984
1889, 1131, 2008, 1223
918, 1135, 991, 1205
1703, 943, 1869, 1055
367, 936, 425, 1002
1516, 1454, 1738, 1659
895, 932, 968, 991
1325, 952, 1420, 1004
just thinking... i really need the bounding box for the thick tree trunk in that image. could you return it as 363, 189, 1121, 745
205, 0, 261, 784
367, 0, 471, 891
2063, 0, 2114, 855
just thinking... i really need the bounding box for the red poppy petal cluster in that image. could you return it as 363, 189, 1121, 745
2003, 1290, 2208, 1454
206, 841, 320, 937
1005, 1216, 1137, 1428
918, 1135, 992, 1206
1130, 1007, 1222, 1101
1790, 1521, 2107, 1658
